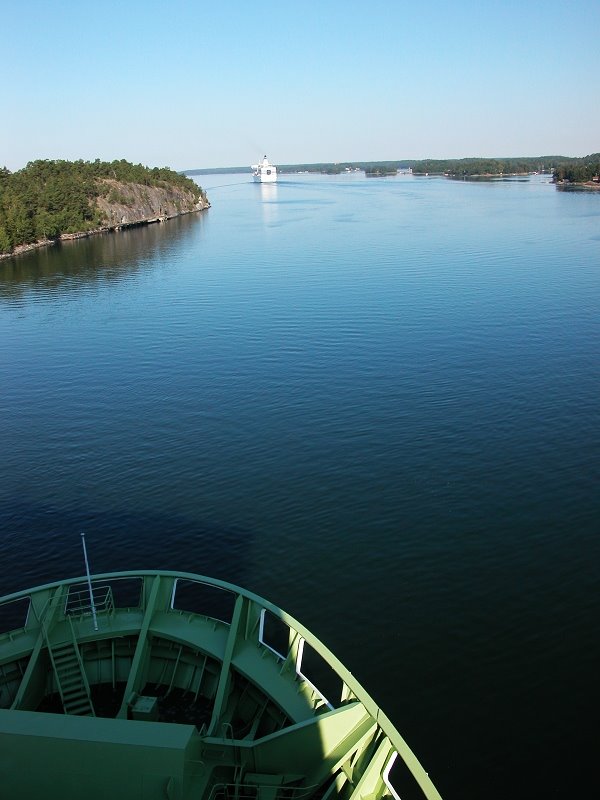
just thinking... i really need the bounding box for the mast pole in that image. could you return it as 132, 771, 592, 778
81, 532, 98, 631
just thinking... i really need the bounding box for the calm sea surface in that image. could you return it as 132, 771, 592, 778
1, 172, 598, 799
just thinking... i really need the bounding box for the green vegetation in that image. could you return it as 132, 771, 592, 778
0, 159, 205, 255
411, 157, 558, 175
283, 154, 599, 182
553, 154, 600, 183
405, 154, 599, 182
364, 163, 398, 176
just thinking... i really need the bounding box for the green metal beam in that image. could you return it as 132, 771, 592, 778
347, 737, 392, 800
116, 576, 161, 718
206, 593, 249, 736
11, 585, 63, 711
250, 701, 377, 780
202, 701, 377, 787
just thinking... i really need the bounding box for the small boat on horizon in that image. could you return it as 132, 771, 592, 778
252, 155, 277, 183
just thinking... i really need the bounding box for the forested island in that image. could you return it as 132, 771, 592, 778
0, 160, 209, 258
552, 156, 600, 186
411, 154, 600, 184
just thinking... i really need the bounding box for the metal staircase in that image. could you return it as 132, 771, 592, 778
47, 632, 95, 716
39, 579, 114, 717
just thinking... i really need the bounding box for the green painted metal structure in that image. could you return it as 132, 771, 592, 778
0, 570, 442, 800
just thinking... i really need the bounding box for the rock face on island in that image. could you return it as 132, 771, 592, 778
0, 159, 209, 259
95, 178, 209, 229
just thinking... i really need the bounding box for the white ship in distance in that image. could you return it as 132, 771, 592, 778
252, 155, 277, 183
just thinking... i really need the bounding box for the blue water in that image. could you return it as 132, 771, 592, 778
1, 173, 599, 799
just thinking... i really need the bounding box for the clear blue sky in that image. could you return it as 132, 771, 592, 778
2, 0, 599, 171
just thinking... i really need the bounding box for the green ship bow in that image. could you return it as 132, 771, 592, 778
0, 570, 442, 800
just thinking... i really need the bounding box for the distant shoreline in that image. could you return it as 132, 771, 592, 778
555, 180, 600, 191
185, 153, 599, 178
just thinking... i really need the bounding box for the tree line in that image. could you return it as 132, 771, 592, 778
411, 157, 559, 175
552, 154, 600, 183
0, 159, 205, 255
276, 155, 600, 180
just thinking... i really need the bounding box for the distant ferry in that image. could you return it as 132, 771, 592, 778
252, 155, 277, 183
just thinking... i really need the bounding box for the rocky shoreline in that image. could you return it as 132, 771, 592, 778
0, 180, 210, 262
555, 180, 600, 191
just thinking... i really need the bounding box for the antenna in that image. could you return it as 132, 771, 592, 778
80, 532, 99, 631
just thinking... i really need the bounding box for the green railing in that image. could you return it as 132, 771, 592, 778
64, 585, 115, 619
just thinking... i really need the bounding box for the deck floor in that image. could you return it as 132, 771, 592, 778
37, 683, 213, 728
